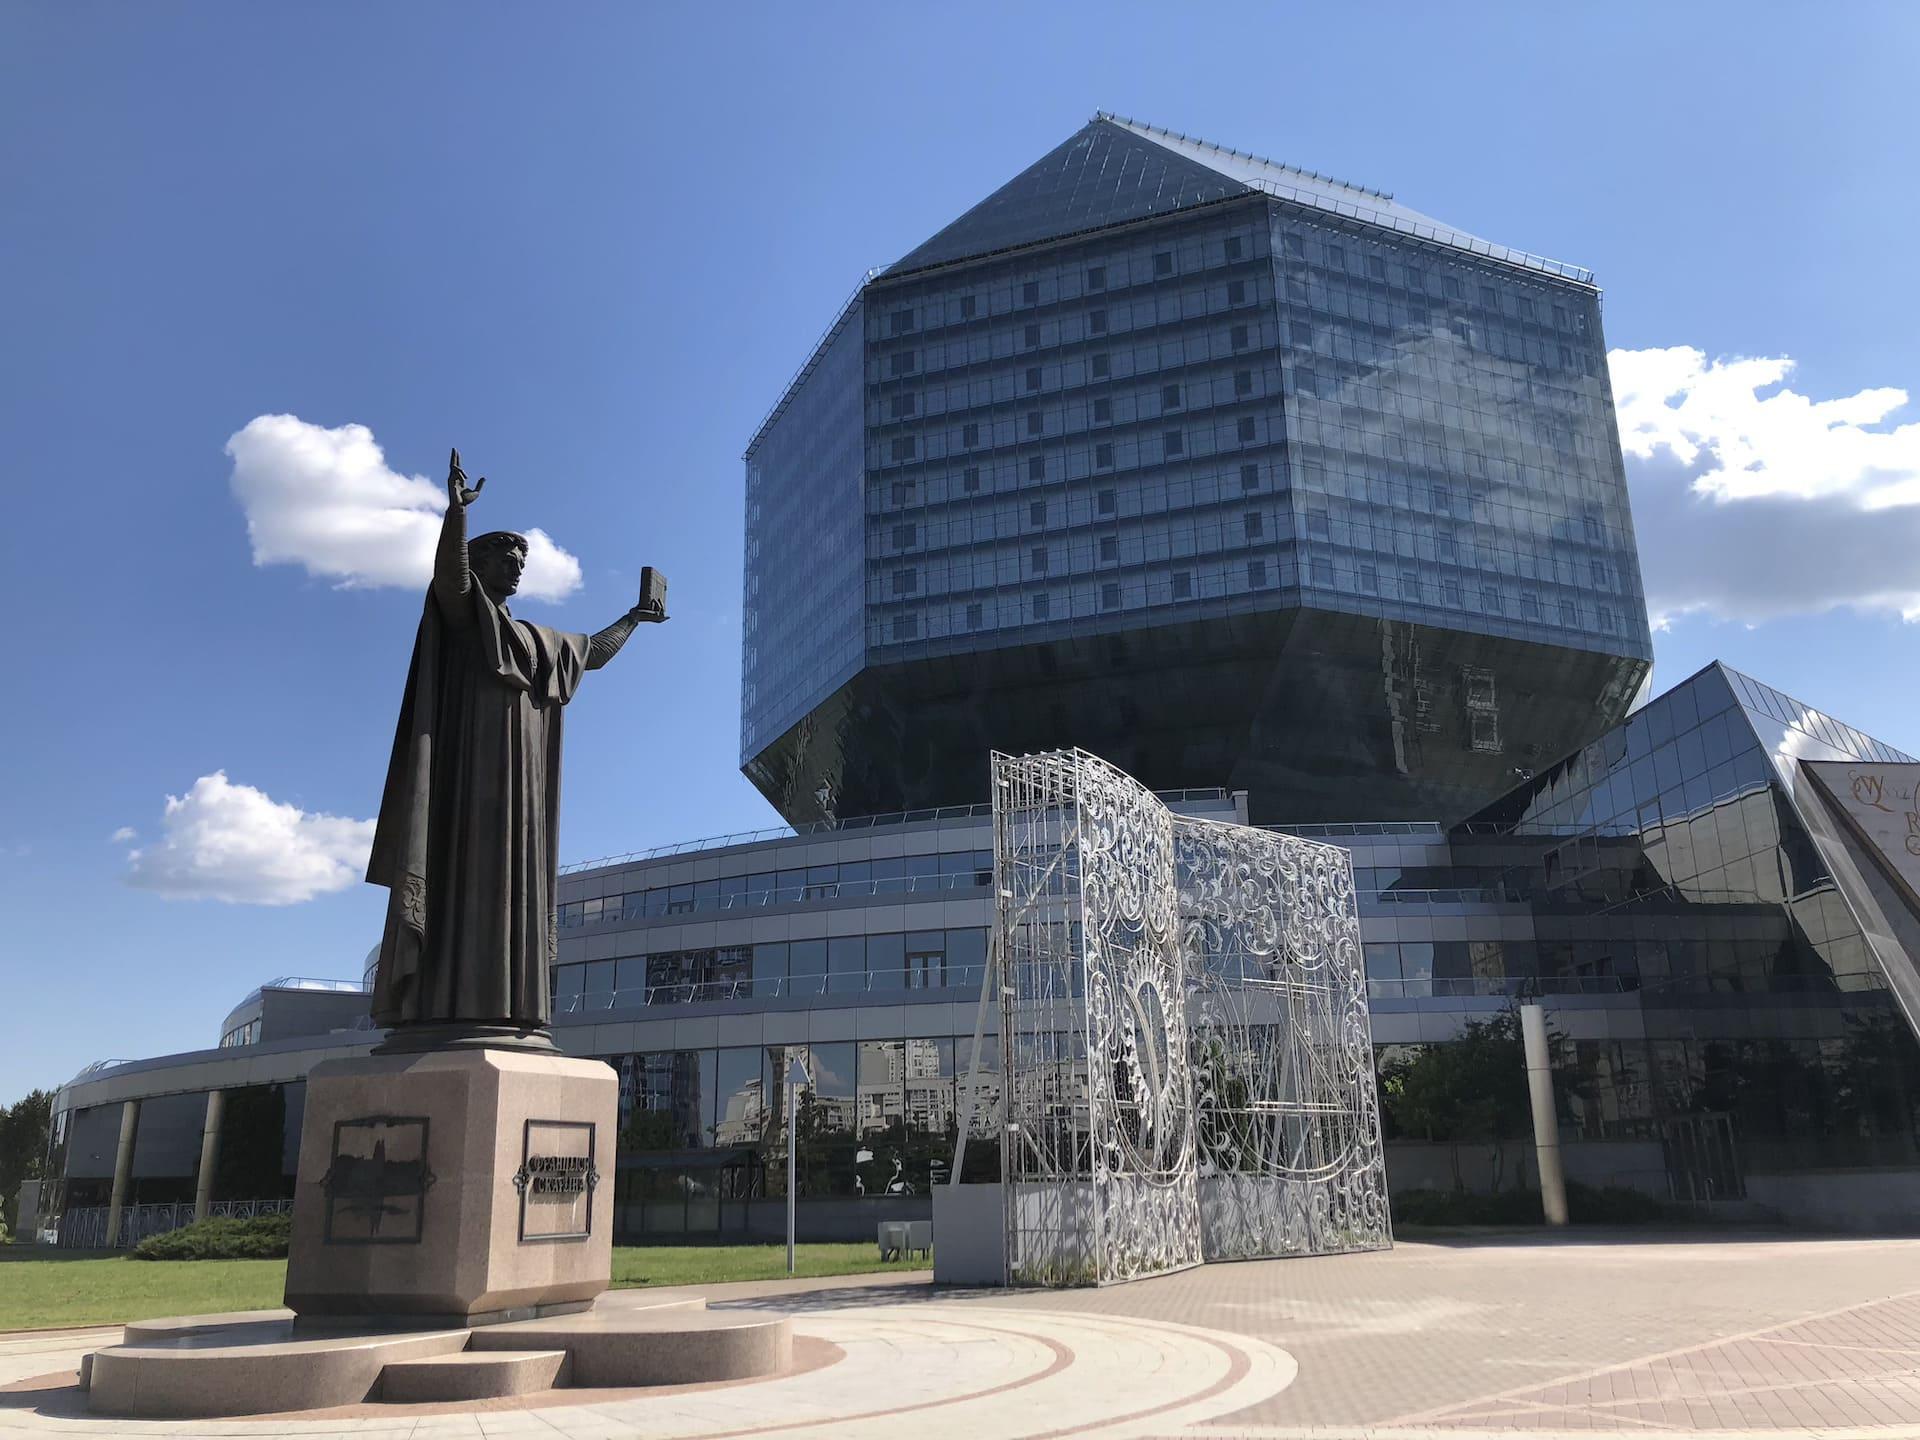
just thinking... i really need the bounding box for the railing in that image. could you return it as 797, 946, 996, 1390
1266, 821, 1446, 838
554, 964, 991, 1015
560, 789, 1227, 877
70, 1058, 133, 1080
226, 975, 371, 1014
56, 1198, 293, 1250
561, 807, 991, 875
559, 871, 992, 927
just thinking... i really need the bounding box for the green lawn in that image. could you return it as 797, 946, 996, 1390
610, 1242, 924, 1289
0, 1244, 926, 1333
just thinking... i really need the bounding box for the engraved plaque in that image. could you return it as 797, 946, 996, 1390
514, 1119, 597, 1241
321, 1116, 432, 1244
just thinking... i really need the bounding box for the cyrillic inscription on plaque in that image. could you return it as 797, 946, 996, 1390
514, 1119, 597, 1241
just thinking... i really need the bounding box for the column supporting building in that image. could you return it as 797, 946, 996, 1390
193, 1089, 225, 1222
1521, 1004, 1568, 1226
103, 1099, 140, 1248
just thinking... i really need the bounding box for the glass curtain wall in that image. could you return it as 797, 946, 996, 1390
1452, 664, 1920, 1172
607, 1033, 994, 1237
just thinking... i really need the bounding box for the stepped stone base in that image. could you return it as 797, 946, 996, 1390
283, 1046, 617, 1322
84, 1296, 794, 1418
379, 1347, 569, 1401
87, 1317, 471, 1417
469, 1307, 794, 1386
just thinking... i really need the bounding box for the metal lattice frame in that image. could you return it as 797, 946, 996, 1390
994, 750, 1202, 1286
1179, 816, 1391, 1260
978, 749, 1388, 1287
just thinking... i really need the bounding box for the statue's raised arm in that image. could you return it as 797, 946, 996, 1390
447, 447, 486, 508
433, 449, 492, 619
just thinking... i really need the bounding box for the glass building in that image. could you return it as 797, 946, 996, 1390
37, 124, 1920, 1247
39, 668, 1920, 1241
743, 113, 1652, 827
1444, 663, 1920, 1201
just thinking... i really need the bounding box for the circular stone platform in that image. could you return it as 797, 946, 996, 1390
2, 1300, 1296, 1436
78, 1294, 792, 1419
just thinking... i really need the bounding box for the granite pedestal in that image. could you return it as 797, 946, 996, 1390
284, 1045, 616, 1324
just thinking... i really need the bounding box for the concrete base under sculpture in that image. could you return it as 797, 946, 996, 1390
284, 1045, 616, 1323
84, 1297, 795, 1418
86, 1043, 796, 1419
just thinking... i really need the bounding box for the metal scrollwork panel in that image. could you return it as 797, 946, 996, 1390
990, 752, 1387, 1288
1177, 817, 1391, 1261
992, 750, 1201, 1287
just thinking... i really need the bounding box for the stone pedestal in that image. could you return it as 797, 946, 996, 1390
285, 1046, 616, 1324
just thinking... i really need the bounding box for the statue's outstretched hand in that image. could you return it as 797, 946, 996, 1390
447, 447, 487, 508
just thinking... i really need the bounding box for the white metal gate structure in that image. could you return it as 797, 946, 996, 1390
993, 749, 1203, 1286
1180, 816, 1392, 1261
973, 749, 1389, 1287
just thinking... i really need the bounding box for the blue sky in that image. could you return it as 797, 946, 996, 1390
3, 2, 1919, 1104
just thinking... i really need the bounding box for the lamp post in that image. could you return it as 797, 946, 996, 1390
785, 1055, 810, 1275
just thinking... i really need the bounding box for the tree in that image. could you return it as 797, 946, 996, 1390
0, 1090, 53, 1232
1379, 1006, 1535, 1191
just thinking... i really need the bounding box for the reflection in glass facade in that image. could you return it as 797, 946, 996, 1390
1452, 663, 1920, 1175
741, 296, 866, 808
742, 114, 1650, 826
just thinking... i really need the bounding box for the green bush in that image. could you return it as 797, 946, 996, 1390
131, 1212, 292, 1261
1392, 1181, 1672, 1227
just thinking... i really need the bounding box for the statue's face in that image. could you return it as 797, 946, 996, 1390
473, 545, 526, 599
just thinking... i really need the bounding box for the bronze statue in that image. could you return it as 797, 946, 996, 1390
367, 449, 666, 1045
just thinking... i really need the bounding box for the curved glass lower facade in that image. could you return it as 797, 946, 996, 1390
42, 668, 1920, 1240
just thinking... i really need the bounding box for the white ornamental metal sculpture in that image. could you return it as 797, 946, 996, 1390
1181, 816, 1392, 1261
960, 750, 1389, 1287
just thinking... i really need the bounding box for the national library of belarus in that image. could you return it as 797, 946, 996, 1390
38, 116, 1920, 1245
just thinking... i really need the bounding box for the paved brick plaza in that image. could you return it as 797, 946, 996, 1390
963, 1231, 1920, 1434
6, 1233, 1920, 1436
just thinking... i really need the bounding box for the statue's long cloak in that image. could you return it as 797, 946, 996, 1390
367, 582, 588, 1028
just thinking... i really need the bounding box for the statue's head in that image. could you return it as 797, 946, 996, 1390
470, 531, 529, 600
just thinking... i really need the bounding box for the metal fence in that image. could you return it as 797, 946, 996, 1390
57, 1198, 292, 1250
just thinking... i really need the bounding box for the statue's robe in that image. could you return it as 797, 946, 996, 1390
368, 580, 588, 1028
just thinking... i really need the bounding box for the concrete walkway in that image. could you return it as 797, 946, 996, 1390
4, 1234, 1919, 1436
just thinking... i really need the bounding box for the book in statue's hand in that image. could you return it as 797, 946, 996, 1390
637, 566, 668, 621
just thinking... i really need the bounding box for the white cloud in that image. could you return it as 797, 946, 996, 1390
1611, 346, 1920, 626
124, 772, 376, 905
225, 415, 583, 602
109, 826, 136, 844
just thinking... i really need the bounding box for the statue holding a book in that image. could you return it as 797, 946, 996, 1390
366, 449, 667, 1044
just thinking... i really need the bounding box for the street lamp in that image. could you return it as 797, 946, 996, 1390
784, 1054, 810, 1275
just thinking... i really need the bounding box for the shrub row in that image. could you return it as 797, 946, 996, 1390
130, 1212, 292, 1261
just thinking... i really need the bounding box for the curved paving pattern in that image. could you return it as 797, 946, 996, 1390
0, 1303, 1296, 1437
12, 1238, 1920, 1436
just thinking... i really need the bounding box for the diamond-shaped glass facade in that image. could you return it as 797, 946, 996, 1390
743, 118, 1652, 825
